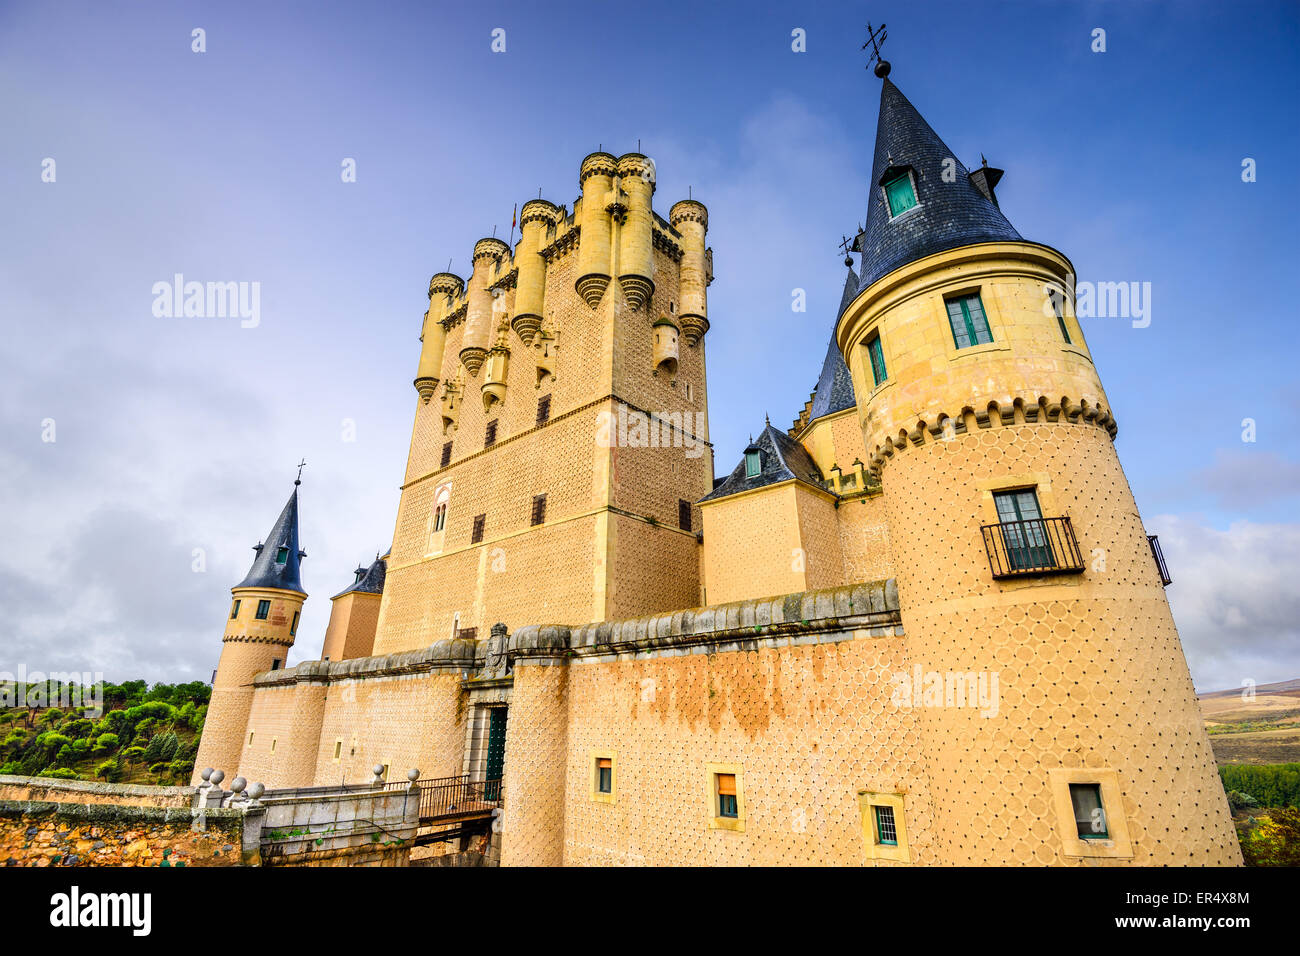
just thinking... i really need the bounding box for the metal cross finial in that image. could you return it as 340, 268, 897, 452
863, 21, 890, 77
839, 234, 857, 266
295, 458, 307, 485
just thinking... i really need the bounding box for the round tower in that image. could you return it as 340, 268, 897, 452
192, 481, 307, 785
414, 272, 464, 402
575, 151, 617, 308
460, 237, 508, 378
616, 152, 655, 311
669, 199, 709, 345
512, 199, 557, 344
836, 77, 1239, 865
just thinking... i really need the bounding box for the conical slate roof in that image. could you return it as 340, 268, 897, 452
235, 486, 306, 594
858, 78, 1021, 289
700, 423, 826, 503
806, 334, 857, 424
332, 555, 386, 599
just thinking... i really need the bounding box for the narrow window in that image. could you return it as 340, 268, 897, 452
874, 805, 898, 845
993, 488, 1053, 571
717, 773, 738, 818
270, 658, 282, 670
678, 499, 692, 532
1070, 783, 1109, 839
745, 450, 761, 478
867, 333, 887, 386
270, 738, 277, 753
471, 514, 486, 544
458, 627, 477, 642
536, 394, 551, 426
1049, 289, 1072, 344
945, 292, 994, 349
433, 503, 447, 532
230, 599, 241, 619
248, 732, 254, 746
275, 546, 289, 565
290, 611, 299, 636
883, 168, 917, 217
485, 419, 498, 447
255, 599, 271, 620
596, 757, 612, 794
333, 740, 343, 760
531, 494, 547, 526
441, 441, 453, 468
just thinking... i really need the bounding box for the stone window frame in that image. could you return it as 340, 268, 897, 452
706, 761, 745, 832
1048, 768, 1133, 859
590, 749, 617, 805
936, 283, 1012, 364
858, 790, 911, 862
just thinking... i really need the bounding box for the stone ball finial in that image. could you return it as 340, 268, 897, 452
874, 58, 891, 79
200, 767, 213, 782
248, 782, 265, 800
210, 769, 225, 786
229, 776, 246, 794
373, 764, 385, 778
407, 768, 420, 783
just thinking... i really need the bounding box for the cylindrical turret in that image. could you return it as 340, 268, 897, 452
461, 237, 508, 377
670, 199, 710, 345
513, 200, 556, 344
652, 316, 679, 376
482, 345, 511, 412
616, 153, 655, 311
415, 272, 464, 402
575, 151, 617, 308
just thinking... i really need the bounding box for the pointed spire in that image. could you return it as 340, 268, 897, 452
235, 484, 306, 594
858, 78, 1021, 290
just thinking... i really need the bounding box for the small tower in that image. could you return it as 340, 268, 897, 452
191, 479, 307, 785
835, 70, 1238, 864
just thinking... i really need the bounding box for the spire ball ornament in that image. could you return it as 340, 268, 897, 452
874, 58, 891, 79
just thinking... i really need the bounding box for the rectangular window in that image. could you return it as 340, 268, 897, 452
485, 419, 498, 448
289, 611, 299, 636
1070, 783, 1109, 839
1049, 289, 1072, 344
883, 168, 917, 216
530, 494, 547, 526
458, 627, 477, 643
248, 732, 254, 746
270, 658, 282, 671
230, 599, 241, 619
867, 333, 887, 386
993, 488, 1054, 571
275, 546, 289, 565
745, 450, 761, 478
717, 773, 738, 818
874, 805, 898, 845
441, 441, 453, 468
255, 599, 271, 620
270, 738, 277, 753
596, 758, 612, 794
536, 394, 551, 426
333, 740, 343, 761
945, 293, 994, 349
471, 514, 486, 544
678, 499, 692, 532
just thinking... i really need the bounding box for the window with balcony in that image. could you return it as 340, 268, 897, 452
981, 488, 1085, 578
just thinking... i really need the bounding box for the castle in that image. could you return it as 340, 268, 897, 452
192, 63, 1241, 865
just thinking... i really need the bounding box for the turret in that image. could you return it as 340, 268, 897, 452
415, 272, 464, 403
575, 151, 617, 307
192, 480, 307, 785
652, 316, 679, 376
616, 153, 655, 311
512, 199, 557, 344
460, 237, 508, 377
669, 199, 710, 345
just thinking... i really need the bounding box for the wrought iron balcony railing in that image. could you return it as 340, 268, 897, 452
385, 773, 503, 822
1147, 534, 1172, 586
981, 516, 1085, 579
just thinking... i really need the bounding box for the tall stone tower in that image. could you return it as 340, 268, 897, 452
836, 74, 1239, 864
371, 151, 715, 657
192, 482, 307, 784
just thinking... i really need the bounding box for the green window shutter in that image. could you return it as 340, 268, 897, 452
745, 451, 761, 478
883, 170, 917, 217
255, 599, 271, 620
946, 293, 993, 349
1052, 293, 1072, 344
867, 336, 887, 386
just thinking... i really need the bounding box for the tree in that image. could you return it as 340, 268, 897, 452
1240, 808, 1300, 867
93, 732, 120, 754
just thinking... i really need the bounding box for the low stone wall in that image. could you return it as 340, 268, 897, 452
0, 800, 245, 867
0, 775, 194, 809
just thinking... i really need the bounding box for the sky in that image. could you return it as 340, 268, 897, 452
1, 0, 1297, 692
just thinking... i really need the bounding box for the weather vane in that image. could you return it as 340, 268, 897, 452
295, 458, 307, 485
839, 234, 856, 266
862, 21, 890, 78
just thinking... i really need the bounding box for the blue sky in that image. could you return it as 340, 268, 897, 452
1, 0, 1297, 689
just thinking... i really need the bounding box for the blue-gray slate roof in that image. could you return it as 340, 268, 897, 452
235, 486, 306, 594
700, 423, 826, 503
857, 78, 1021, 289
333, 556, 387, 599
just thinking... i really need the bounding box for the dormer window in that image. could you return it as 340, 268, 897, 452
275, 546, 289, 565
882, 167, 917, 217
745, 449, 761, 478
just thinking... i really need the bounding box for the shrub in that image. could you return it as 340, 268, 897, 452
71, 738, 90, 754
1239, 807, 1300, 866
1227, 789, 1260, 812
95, 758, 121, 782
38, 767, 79, 780
37, 732, 72, 752
93, 732, 120, 754
1220, 764, 1300, 808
